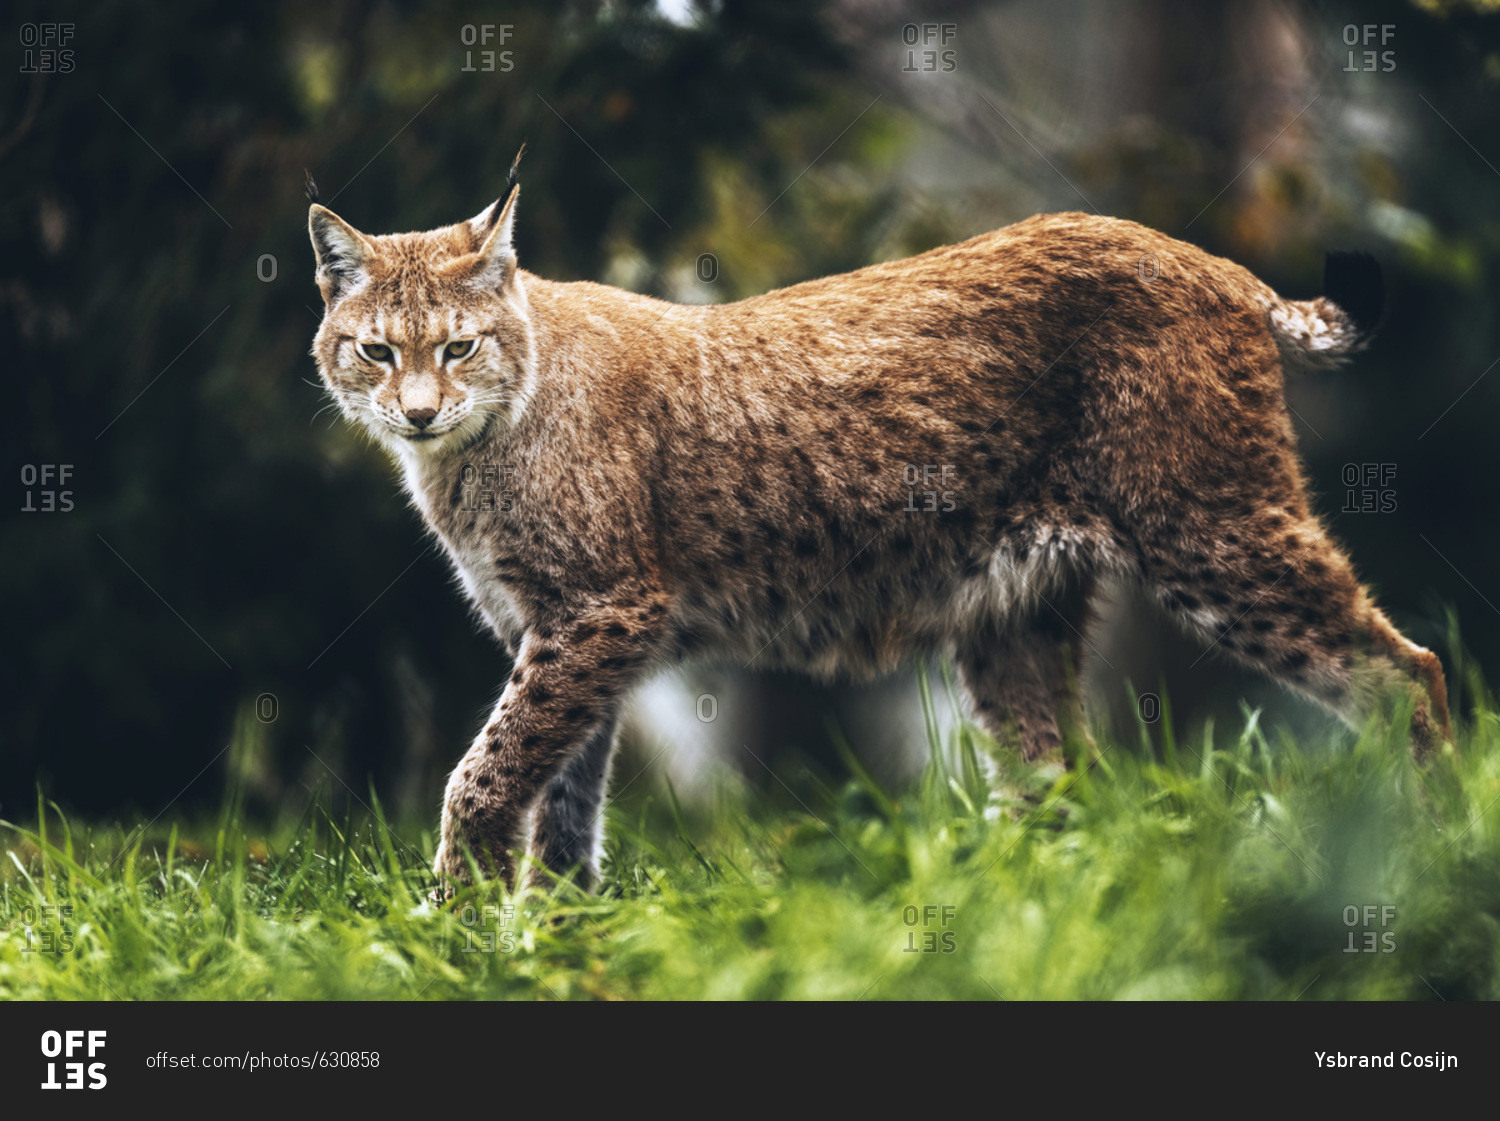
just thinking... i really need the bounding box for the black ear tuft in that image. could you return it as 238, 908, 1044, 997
304, 169, 321, 205
506, 141, 527, 192
1324, 250, 1384, 338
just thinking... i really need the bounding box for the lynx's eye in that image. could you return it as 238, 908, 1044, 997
357, 342, 392, 363
445, 340, 477, 361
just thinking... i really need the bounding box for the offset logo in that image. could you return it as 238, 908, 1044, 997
900, 23, 957, 72
20, 464, 75, 513
902, 904, 957, 953
40, 1030, 107, 1090
460, 24, 514, 73
19, 23, 75, 73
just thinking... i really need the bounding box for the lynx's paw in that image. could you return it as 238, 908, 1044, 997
429, 840, 466, 901
432, 813, 516, 895
983, 758, 1072, 822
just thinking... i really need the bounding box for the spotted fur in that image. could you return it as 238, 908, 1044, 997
309, 190, 1450, 892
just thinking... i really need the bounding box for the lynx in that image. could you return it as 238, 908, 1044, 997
308, 163, 1450, 891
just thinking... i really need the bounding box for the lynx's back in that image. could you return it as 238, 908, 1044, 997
481, 214, 1299, 678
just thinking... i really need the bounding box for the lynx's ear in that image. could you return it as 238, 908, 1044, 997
308, 204, 373, 303
464, 142, 525, 287
468, 183, 519, 288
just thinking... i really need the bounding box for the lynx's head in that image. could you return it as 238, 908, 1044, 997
308, 168, 535, 458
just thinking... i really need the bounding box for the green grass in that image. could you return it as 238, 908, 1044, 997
5, 671, 1500, 1000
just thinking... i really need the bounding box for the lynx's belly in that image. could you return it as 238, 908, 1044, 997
682, 522, 1113, 682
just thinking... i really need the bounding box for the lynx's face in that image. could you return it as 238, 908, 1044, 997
309, 187, 534, 456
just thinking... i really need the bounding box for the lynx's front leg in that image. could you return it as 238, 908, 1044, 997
433, 599, 665, 889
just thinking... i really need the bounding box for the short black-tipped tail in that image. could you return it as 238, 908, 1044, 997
1323, 250, 1384, 340
1267, 251, 1384, 371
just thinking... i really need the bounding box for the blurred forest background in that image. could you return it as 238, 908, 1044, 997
4, 0, 1500, 822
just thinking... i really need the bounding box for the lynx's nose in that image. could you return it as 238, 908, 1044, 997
405, 407, 438, 429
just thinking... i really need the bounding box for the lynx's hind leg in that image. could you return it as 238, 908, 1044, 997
1142, 512, 1451, 758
